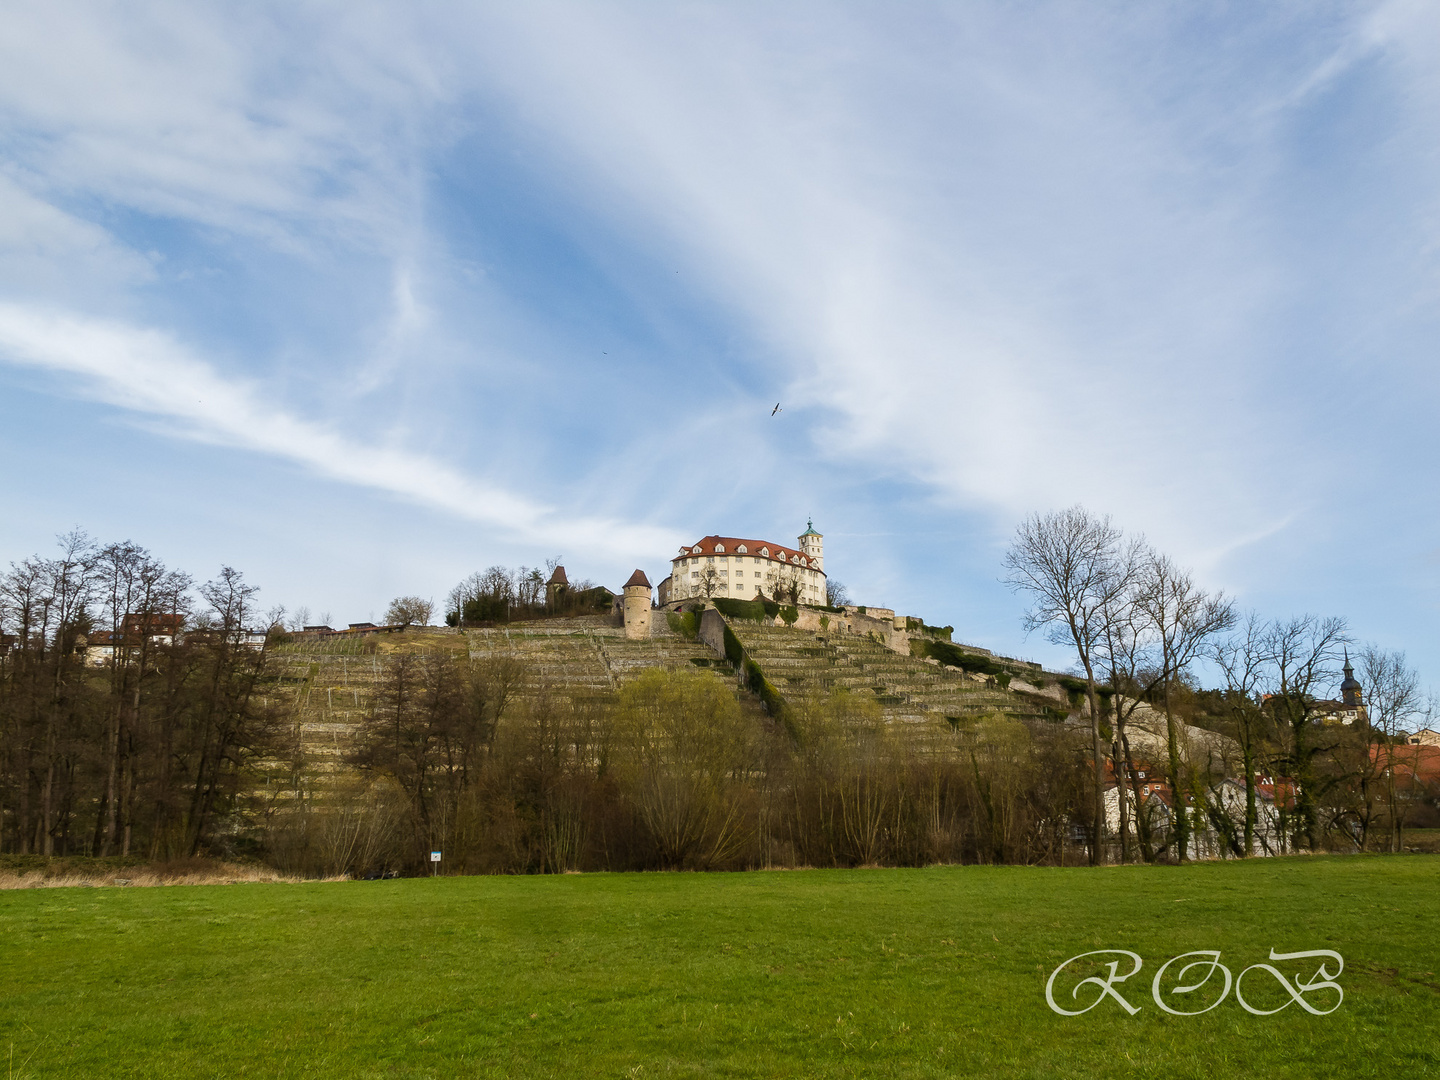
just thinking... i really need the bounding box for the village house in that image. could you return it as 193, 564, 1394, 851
1102, 756, 1295, 858
82, 613, 184, 666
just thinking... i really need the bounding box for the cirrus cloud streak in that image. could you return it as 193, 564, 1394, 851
0, 302, 681, 559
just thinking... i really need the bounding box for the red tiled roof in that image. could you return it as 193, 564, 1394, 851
674, 535, 821, 570
1372, 744, 1440, 783
1104, 759, 1165, 780
122, 612, 182, 636
624, 569, 651, 588
547, 566, 568, 586
1255, 779, 1297, 808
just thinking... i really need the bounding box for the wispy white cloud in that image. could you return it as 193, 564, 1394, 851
2, 2, 1438, 662
0, 2, 446, 253
439, 5, 1315, 567
0, 172, 154, 295
0, 302, 680, 559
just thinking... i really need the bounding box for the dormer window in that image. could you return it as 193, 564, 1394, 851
778, 552, 787, 562
692, 547, 702, 555
759, 547, 769, 557
715, 544, 725, 553
736, 544, 747, 553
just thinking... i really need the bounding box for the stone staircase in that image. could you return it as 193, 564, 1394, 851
724, 619, 1046, 724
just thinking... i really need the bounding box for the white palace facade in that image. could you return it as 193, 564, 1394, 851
658, 522, 826, 608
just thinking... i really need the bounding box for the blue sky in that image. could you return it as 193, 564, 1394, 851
1, 2, 1437, 681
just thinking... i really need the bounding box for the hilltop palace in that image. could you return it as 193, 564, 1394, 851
656, 522, 826, 608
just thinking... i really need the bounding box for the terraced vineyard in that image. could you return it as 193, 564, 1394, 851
261, 617, 740, 785
722, 618, 1055, 725
255, 610, 1064, 799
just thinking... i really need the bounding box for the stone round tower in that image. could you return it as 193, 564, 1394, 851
798, 519, 823, 573
622, 569, 652, 640
545, 565, 569, 609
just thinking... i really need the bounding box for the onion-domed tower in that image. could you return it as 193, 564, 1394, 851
1340, 650, 1363, 709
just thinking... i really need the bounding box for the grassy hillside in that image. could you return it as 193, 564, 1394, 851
3, 857, 1437, 1078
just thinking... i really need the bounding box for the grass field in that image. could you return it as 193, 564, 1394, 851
2, 857, 1437, 1079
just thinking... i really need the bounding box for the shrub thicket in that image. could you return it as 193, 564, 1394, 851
911, 639, 1012, 689
713, 597, 785, 622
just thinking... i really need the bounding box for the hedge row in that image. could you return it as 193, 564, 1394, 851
910, 638, 1012, 689
713, 597, 784, 622
721, 622, 747, 668
718, 621, 793, 733
904, 617, 954, 641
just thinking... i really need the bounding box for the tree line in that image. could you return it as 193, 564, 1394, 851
0, 531, 281, 858
444, 563, 614, 625
267, 663, 1091, 876
2, 520, 1434, 873
1004, 506, 1434, 865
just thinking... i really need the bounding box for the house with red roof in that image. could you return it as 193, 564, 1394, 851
658, 521, 827, 607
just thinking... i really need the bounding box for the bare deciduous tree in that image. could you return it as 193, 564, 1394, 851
1095, 562, 1164, 863
1263, 615, 1349, 850
385, 596, 434, 628
773, 566, 803, 606
1132, 553, 1234, 861
696, 564, 723, 600
1004, 506, 1134, 865
1359, 645, 1424, 852
1212, 612, 1277, 856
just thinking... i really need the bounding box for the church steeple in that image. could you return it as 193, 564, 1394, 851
1340, 649, 1363, 708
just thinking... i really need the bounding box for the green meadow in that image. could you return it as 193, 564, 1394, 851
2, 858, 1437, 1079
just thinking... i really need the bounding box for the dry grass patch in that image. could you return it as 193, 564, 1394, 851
0, 857, 335, 889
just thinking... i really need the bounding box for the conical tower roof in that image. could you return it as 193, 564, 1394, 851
624, 569, 651, 589
1340, 649, 1361, 692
